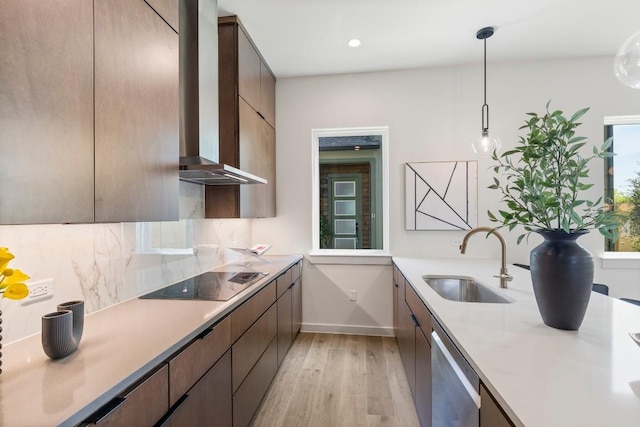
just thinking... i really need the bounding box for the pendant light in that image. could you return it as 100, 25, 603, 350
614, 30, 640, 89
472, 26, 501, 157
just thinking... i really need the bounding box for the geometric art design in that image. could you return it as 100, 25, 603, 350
405, 161, 478, 230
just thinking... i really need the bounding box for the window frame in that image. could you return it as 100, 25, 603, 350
311, 126, 390, 256
603, 115, 640, 255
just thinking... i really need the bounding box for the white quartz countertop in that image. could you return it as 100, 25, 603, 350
0, 255, 302, 427
393, 257, 640, 427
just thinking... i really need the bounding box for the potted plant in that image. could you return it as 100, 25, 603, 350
487, 102, 620, 330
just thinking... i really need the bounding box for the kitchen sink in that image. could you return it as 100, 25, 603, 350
422, 275, 513, 303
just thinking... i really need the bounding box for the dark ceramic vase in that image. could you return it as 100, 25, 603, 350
530, 229, 593, 330
42, 300, 84, 360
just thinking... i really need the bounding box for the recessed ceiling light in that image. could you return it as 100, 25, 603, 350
348, 38, 361, 48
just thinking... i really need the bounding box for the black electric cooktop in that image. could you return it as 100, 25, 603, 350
140, 271, 268, 301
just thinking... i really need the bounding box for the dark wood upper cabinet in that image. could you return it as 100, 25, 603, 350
260, 61, 276, 127
237, 28, 262, 113
0, 0, 179, 224
94, 0, 179, 223
207, 15, 276, 218
0, 0, 95, 224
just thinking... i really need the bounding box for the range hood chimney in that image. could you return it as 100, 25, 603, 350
178, 0, 266, 185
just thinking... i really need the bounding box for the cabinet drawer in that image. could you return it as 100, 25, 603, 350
292, 277, 302, 336
291, 260, 302, 282
276, 268, 293, 298
231, 279, 276, 343
277, 287, 293, 366
160, 351, 232, 427
169, 316, 231, 406
233, 337, 278, 427
82, 364, 169, 426
406, 285, 432, 343
232, 304, 277, 392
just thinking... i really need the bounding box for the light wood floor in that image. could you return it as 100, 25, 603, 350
253, 333, 420, 427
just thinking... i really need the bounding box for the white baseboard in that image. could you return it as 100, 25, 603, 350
301, 323, 394, 337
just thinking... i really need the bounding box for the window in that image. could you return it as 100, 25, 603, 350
136, 220, 194, 255
311, 127, 389, 254
604, 116, 640, 252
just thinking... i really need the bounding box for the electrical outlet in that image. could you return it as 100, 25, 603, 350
349, 290, 357, 301
21, 278, 54, 305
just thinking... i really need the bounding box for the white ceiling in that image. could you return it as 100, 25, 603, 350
217, 0, 640, 78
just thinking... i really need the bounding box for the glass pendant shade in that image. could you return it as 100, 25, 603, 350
472, 131, 501, 158
614, 30, 640, 89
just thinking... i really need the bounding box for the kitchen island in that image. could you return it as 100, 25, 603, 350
393, 257, 640, 427
0, 255, 301, 426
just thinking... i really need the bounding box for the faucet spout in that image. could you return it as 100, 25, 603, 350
459, 227, 513, 289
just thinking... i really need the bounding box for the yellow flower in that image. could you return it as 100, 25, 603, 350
0, 248, 29, 301
0, 268, 30, 290
3, 283, 29, 300
0, 247, 15, 272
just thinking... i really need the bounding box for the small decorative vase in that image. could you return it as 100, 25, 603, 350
42, 300, 84, 360
530, 230, 593, 330
57, 300, 84, 343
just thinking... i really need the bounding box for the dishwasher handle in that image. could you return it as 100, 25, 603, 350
432, 328, 481, 408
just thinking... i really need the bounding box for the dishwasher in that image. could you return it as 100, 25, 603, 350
431, 320, 480, 427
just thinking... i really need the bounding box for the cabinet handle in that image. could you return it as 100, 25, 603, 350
196, 327, 215, 340
84, 397, 126, 424
156, 393, 191, 427
171, 393, 190, 410
410, 313, 420, 327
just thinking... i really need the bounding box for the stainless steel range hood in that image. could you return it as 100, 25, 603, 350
178, 0, 266, 185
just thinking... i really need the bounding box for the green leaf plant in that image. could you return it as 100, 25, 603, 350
487, 101, 622, 244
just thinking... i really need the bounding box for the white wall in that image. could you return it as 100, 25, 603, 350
253, 55, 640, 334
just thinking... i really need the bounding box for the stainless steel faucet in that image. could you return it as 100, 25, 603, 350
459, 226, 513, 289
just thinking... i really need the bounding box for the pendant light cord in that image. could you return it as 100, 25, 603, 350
482, 37, 489, 133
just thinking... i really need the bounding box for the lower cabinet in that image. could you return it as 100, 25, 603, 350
81, 261, 302, 427
292, 277, 302, 336
232, 304, 278, 392
168, 316, 231, 406
402, 299, 417, 397
394, 263, 515, 427
415, 327, 432, 426
80, 364, 169, 426
277, 287, 293, 366
393, 263, 432, 427
480, 384, 514, 427
233, 338, 278, 427
277, 262, 303, 366
160, 351, 232, 426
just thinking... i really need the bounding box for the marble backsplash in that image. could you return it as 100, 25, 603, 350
0, 182, 252, 344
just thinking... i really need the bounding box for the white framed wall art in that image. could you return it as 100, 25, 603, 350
405, 161, 478, 230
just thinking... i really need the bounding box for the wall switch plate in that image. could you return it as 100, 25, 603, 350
21, 278, 54, 305
349, 290, 357, 301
